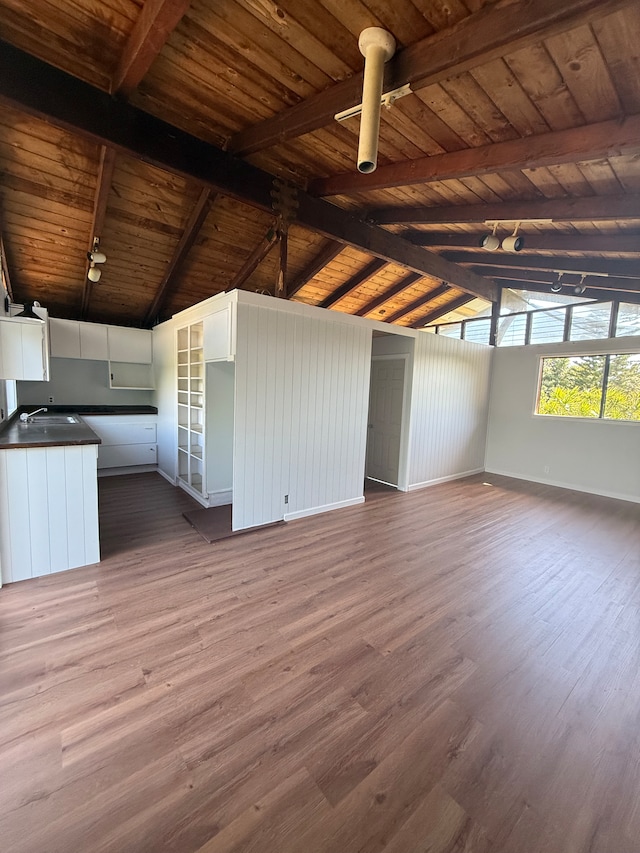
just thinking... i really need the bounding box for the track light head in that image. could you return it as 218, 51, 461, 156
502, 234, 525, 253
550, 282, 563, 293
87, 250, 107, 264
480, 233, 500, 251
87, 264, 101, 283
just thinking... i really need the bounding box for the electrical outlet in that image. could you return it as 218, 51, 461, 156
48, 396, 55, 403
284, 494, 289, 504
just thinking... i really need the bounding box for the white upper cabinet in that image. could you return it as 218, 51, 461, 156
79, 322, 109, 360
0, 317, 49, 380
49, 318, 81, 358
107, 326, 152, 363
204, 307, 234, 362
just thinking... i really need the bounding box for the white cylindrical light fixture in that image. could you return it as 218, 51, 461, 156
357, 28, 396, 174
87, 264, 101, 283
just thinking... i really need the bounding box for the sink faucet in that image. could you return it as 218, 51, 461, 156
20, 407, 48, 422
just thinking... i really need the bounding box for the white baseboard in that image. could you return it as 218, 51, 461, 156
177, 479, 209, 507
97, 464, 158, 478
157, 467, 176, 486
284, 495, 365, 522
484, 468, 640, 504
207, 489, 232, 507
407, 467, 485, 492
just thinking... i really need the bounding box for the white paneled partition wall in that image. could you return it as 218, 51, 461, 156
407, 333, 493, 489
233, 302, 372, 530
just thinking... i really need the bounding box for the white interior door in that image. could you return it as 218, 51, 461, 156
366, 358, 406, 486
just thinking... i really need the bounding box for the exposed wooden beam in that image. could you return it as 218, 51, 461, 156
276, 227, 288, 298
415, 295, 475, 327
112, 0, 192, 96
500, 280, 640, 304
229, 0, 633, 156
288, 241, 343, 298
372, 195, 640, 225
143, 187, 216, 325
384, 283, 451, 324
80, 146, 116, 319
445, 252, 640, 279
319, 259, 387, 309
407, 231, 640, 254
471, 266, 640, 293
355, 272, 422, 317
0, 41, 497, 304
311, 114, 640, 196
229, 227, 279, 292
0, 233, 14, 300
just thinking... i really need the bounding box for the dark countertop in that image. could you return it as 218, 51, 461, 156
17, 405, 158, 416
0, 414, 101, 450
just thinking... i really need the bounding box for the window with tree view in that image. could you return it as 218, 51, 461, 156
537, 354, 640, 422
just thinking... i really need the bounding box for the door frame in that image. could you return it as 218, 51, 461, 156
366, 353, 412, 491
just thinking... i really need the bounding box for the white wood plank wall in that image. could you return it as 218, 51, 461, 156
0, 445, 100, 583
233, 303, 372, 530
407, 334, 493, 489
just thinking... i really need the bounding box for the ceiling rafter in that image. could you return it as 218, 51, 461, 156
311, 114, 640, 197
372, 195, 640, 225
288, 241, 343, 298
319, 258, 387, 309
229, 0, 634, 157
0, 41, 497, 304
80, 146, 116, 319
473, 266, 640, 293
228, 226, 279, 292
444, 252, 640, 279
384, 283, 451, 324
143, 187, 217, 325
112, 0, 192, 97
501, 280, 640, 304
407, 232, 640, 254
355, 272, 422, 318
414, 295, 476, 328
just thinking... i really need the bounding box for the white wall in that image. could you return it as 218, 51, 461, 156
152, 321, 177, 482
206, 361, 234, 503
233, 301, 372, 529
407, 333, 493, 489
486, 337, 640, 502
18, 358, 154, 406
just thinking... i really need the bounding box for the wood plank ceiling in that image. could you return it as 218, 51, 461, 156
0, 0, 639, 328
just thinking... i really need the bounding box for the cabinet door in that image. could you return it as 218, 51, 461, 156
49, 318, 81, 358
203, 308, 232, 361
107, 326, 152, 363
0, 319, 47, 380
79, 322, 109, 360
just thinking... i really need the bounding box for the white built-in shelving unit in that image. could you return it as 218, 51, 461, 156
177, 321, 206, 500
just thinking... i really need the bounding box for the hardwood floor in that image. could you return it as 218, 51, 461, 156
1, 472, 639, 853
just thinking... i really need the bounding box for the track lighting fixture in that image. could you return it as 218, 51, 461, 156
479, 222, 500, 252
573, 275, 587, 295
550, 274, 563, 293
502, 222, 524, 253
86, 237, 106, 283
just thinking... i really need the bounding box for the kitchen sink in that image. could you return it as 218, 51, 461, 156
23, 414, 81, 425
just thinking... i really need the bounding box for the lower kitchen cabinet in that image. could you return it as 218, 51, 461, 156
0, 444, 100, 583
82, 415, 158, 472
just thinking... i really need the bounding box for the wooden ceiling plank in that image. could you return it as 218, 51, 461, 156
112, 0, 193, 97
143, 187, 216, 325
414, 295, 476, 327
288, 240, 343, 298
355, 272, 423, 317
311, 113, 640, 196
0, 41, 497, 303
408, 231, 640, 254
384, 283, 451, 324
228, 228, 279, 292
80, 145, 116, 319
444, 251, 640, 279
229, 0, 636, 156
319, 258, 388, 309
373, 195, 640, 224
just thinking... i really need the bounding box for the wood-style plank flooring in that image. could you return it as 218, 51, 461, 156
1, 472, 639, 853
